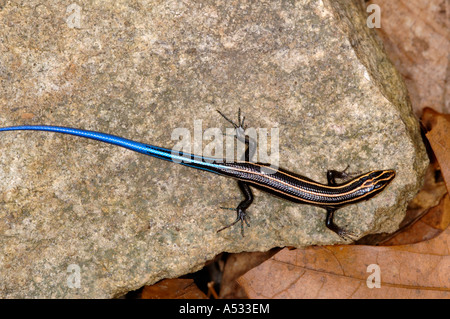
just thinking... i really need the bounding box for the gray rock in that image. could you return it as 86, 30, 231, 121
0, 0, 427, 297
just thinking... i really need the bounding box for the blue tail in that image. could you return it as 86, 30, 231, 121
0, 125, 226, 174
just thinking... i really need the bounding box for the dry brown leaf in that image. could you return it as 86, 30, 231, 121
367, 0, 449, 115
383, 194, 450, 245
422, 108, 450, 193
219, 250, 280, 299
238, 229, 450, 298
141, 278, 207, 299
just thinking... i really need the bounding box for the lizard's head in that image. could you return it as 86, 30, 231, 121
359, 170, 396, 194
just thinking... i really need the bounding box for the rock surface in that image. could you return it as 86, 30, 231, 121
0, 0, 428, 297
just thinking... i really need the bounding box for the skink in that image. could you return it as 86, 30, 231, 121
0, 110, 395, 240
